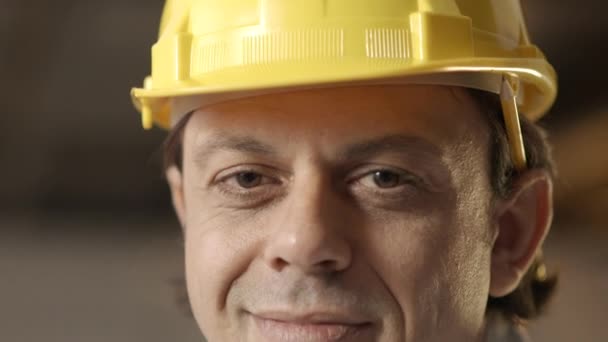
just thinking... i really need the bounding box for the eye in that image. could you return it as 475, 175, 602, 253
354, 167, 423, 193
358, 169, 418, 189
220, 170, 277, 190
212, 166, 284, 203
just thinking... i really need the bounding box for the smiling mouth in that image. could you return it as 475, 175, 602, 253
250, 312, 373, 342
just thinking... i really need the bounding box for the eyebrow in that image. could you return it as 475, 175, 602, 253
193, 133, 277, 165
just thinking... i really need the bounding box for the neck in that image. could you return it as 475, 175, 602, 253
482, 313, 530, 342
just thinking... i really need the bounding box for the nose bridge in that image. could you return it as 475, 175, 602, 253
289, 169, 331, 224
263, 170, 352, 274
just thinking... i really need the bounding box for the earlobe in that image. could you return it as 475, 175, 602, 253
166, 166, 187, 230
489, 169, 553, 297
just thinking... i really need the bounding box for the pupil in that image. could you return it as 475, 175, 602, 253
373, 171, 399, 188
237, 172, 261, 188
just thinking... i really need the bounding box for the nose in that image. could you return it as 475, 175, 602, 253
263, 174, 353, 275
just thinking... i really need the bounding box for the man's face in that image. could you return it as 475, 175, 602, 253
177, 85, 496, 342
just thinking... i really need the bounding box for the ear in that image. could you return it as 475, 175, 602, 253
166, 166, 187, 229
489, 169, 553, 297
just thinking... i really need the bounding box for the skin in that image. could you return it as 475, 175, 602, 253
166, 85, 553, 342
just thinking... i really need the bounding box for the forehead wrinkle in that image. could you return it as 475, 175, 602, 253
338, 134, 442, 162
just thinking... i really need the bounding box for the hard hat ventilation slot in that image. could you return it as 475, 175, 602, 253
365, 28, 411, 60
242, 29, 345, 65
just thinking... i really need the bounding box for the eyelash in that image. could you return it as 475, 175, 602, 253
214, 167, 283, 201
349, 168, 424, 193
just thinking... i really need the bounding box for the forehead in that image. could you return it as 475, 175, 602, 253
181, 85, 489, 157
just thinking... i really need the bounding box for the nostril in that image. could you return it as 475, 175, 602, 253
269, 257, 341, 273
271, 257, 289, 271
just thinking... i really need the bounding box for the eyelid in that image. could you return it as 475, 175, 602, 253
213, 164, 285, 185
210, 166, 286, 207
347, 165, 423, 185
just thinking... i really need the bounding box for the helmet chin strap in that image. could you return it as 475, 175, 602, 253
500, 74, 527, 171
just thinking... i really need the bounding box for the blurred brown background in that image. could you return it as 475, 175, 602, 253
1, 1, 607, 341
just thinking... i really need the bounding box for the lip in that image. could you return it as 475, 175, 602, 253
250, 311, 373, 342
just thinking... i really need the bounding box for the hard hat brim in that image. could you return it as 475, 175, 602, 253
131, 57, 557, 129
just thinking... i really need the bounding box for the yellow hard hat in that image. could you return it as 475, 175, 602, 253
131, 0, 557, 167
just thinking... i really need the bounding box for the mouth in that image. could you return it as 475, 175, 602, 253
250, 311, 373, 342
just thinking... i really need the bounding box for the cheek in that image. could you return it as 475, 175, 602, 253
366, 205, 492, 339
366, 212, 450, 338
184, 203, 263, 338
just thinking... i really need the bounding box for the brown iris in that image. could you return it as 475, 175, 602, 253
236, 172, 263, 188
372, 170, 401, 188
